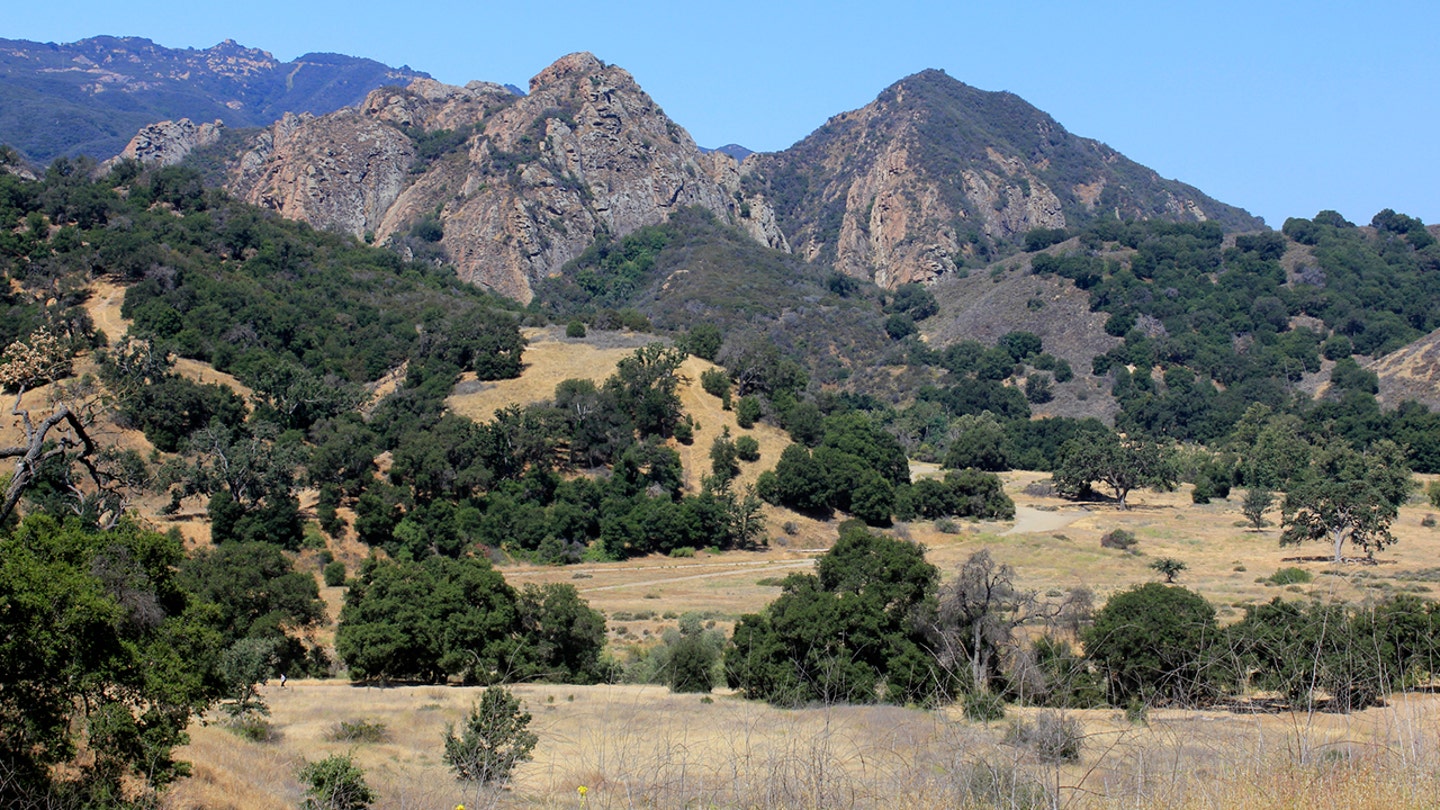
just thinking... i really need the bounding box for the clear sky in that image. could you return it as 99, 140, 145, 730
7, 0, 1437, 228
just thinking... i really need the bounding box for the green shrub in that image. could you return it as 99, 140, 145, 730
962, 690, 1006, 722
1267, 566, 1313, 586
1083, 583, 1219, 706
566, 319, 587, 338
298, 754, 375, 810
735, 396, 761, 429
734, 435, 760, 462
443, 686, 539, 785
328, 719, 388, 743
227, 714, 279, 743
1100, 529, 1137, 551
700, 367, 731, 400
323, 560, 347, 587
669, 546, 696, 558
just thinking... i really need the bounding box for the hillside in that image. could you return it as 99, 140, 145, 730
744, 69, 1263, 288
0, 36, 429, 164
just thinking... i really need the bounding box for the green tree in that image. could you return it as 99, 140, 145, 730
335, 556, 519, 683
1148, 557, 1187, 583
1083, 583, 1219, 706
217, 637, 279, 718
682, 323, 723, 360
1242, 488, 1274, 530
443, 686, 539, 785
443, 307, 526, 380
1052, 431, 1177, 510
944, 411, 1009, 471
178, 541, 326, 675
298, 754, 376, 810
726, 524, 944, 706
0, 515, 223, 806
513, 583, 607, 683
735, 394, 762, 429
667, 614, 723, 693
1281, 440, 1411, 562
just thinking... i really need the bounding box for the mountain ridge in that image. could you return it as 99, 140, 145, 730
744, 68, 1263, 287
0, 35, 429, 163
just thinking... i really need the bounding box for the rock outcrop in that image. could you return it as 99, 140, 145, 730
224, 53, 786, 301
108, 118, 225, 168
748, 69, 1263, 288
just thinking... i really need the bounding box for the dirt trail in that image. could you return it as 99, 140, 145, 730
567, 559, 817, 593
1003, 505, 1086, 536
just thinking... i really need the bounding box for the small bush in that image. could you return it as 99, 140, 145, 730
1424, 514, 1438, 528
673, 415, 695, 445
669, 546, 696, 558
735, 396, 761, 429
700, 367, 730, 400
1100, 529, 1137, 551
443, 686, 539, 785
299, 754, 375, 810
328, 719, 388, 743
227, 714, 279, 743
734, 434, 760, 461
1124, 698, 1149, 726
1005, 711, 1083, 763
323, 560, 347, 587
934, 517, 960, 534
566, 319, 587, 338
962, 690, 1006, 722
1267, 566, 1313, 586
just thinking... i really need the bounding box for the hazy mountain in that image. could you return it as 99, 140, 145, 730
0, 36, 429, 163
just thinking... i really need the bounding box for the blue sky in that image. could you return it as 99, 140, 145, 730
7, 1, 1437, 228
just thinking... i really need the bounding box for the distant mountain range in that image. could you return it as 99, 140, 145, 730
0, 41, 1265, 300
0, 36, 429, 163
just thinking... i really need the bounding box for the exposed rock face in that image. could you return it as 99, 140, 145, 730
748, 69, 1262, 288
224, 53, 786, 301
108, 118, 225, 168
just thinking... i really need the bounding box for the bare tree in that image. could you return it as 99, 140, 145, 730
1, 329, 131, 527
930, 550, 1041, 693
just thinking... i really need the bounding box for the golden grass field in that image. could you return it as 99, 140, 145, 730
36, 288, 1440, 808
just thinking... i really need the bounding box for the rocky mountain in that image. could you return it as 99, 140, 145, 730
745, 69, 1264, 288
102, 51, 1269, 303
0, 36, 428, 164
218, 53, 788, 301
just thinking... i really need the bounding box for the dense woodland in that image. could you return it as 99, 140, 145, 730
5, 147, 1440, 806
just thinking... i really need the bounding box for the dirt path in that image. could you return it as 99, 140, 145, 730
84, 278, 128, 344
568, 559, 817, 593
1003, 505, 1086, 536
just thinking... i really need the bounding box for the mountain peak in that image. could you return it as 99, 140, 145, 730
746, 72, 1261, 287
530, 52, 608, 93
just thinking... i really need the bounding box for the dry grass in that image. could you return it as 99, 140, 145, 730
53, 281, 1440, 808
166, 680, 1440, 810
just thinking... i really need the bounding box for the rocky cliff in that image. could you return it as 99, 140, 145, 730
746, 69, 1263, 288
223, 53, 787, 301
109, 118, 226, 168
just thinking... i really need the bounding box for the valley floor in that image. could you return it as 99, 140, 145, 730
168, 679, 1440, 810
